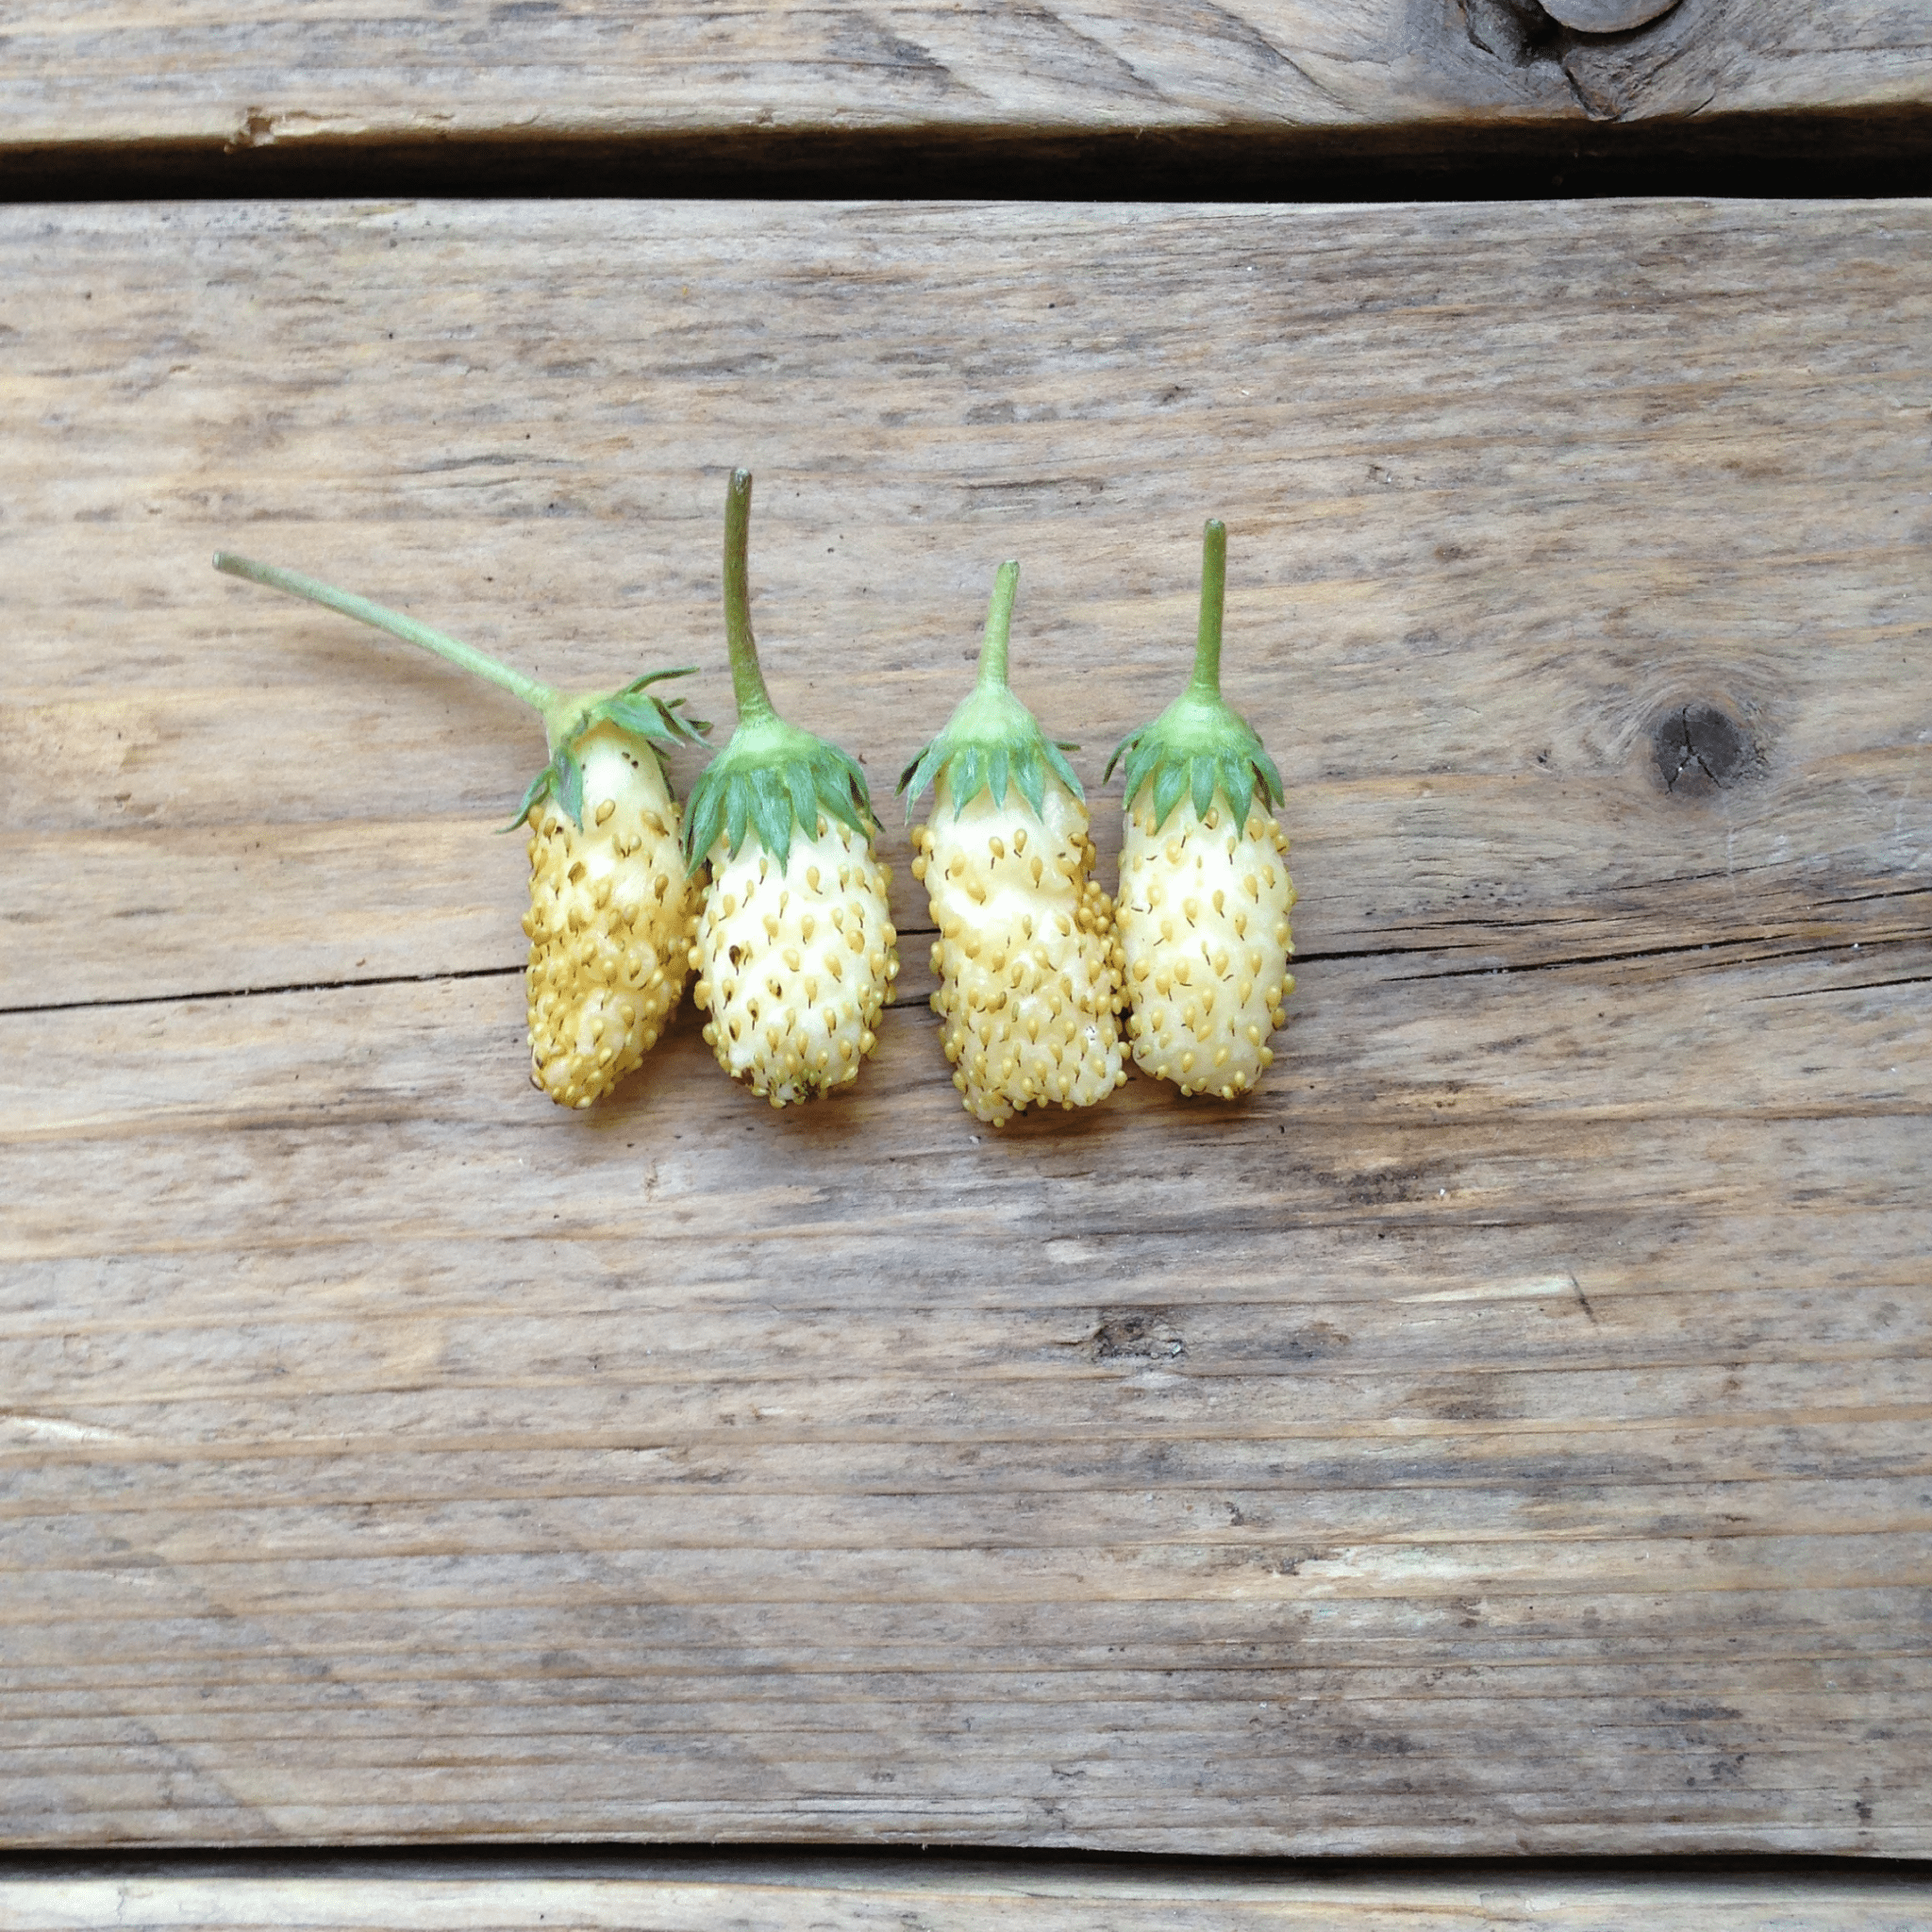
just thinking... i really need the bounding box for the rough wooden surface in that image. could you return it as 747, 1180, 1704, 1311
2, 200, 1929, 1854
3, 0, 1929, 177
4, 1857, 1931, 1930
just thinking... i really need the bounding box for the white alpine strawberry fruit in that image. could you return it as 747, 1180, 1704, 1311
212, 551, 707, 1108
1108, 519, 1295, 1098
684, 470, 897, 1107
900, 560, 1125, 1126
523, 719, 695, 1108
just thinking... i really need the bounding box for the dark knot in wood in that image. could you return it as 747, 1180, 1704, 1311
1541, 0, 1682, 30
1463, 0, 1682, 67
1652, 700, 1758, 797
1091, 1309, 1186, 1364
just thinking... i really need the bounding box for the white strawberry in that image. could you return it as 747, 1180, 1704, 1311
900, 560, 1125, 1126
521, 719, 696, 1108
684, 470, 897, 1106
212, 551, 706, 1107
1108, 519, 1295, 1098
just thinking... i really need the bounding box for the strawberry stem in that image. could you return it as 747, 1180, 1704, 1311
213, 552, 559, 715
975, 559, 1020, 691
723, 468, 777, 726
1187, 519, 1226, 702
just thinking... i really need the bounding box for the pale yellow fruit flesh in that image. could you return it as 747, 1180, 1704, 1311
914, 774, 1125, 1126
1117, 788, 1295, 1098
523, 721, 692, 1108
692, 816, 897, 1107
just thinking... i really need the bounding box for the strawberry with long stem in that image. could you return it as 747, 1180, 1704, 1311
212, 552, 707, 1107
683, 471, 898, 1106
1108, 519, 1295, 1098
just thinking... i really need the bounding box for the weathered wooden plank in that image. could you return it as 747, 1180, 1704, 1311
3, 969, 1928, 1843
2, 0, 1929, 185
1, 200, 1928, 1852
2, 1857, 1931, 1931
5, 200, 1929, 1006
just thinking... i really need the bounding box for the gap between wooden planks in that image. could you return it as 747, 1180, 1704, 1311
2, 0, 1929, 182
1, 200, 1929, 1852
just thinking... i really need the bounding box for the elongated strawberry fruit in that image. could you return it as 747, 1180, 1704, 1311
900, 561, 1125, 1126
1108, 519, 1295, 1098
683, 471, 897, 1106
212, 552, 707, 1107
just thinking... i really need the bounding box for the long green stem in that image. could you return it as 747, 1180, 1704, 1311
722, 468, 776, 726
213, 553, 558, 714
1188, 519, 1226, 701
976, 560, 1020, 691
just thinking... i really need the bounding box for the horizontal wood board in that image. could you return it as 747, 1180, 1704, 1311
3, 1857, 1932, 1931
2, 199, 1930, 1852
4, 0, 1930, 168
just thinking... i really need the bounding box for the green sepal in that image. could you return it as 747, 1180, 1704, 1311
1153, 758, 1188, 832
1042, 740, 1083, 800
955, 743, 986, 812
724, 776, 751, 859
747, 765, 791, 863
1107, 705, 1284, 836
1253, 743, 1285, 806
682, 720, 874, 872
1190, 756, 1217, 824
581, 669, 709, 750
897, 685, 1085, 822
1012, 746, 1046, 819
594, 691, 709, 745
499, 740, 586, 833
554, 742, 584, 826
897, 738, 947, 807
1104, 729, 1158, 805
1220, 749, 1257, 832
817, 746, 871, 841
784, 758, 819, 834
500, 759, 559, 834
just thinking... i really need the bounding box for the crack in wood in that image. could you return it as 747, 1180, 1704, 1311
9, 919, 1927, 1020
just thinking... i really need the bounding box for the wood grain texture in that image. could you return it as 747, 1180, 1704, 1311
2, 200, 1929, 1853
2, 0, 1928, 170
4, 1857, 1932, 1930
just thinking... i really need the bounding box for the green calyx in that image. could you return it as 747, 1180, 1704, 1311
681, 715, 870, 871
1104, 518, 1283, 833
897, 559, 1082, 822
506, 673, 708, 834
680, 468, 872, 870
211, 551, 708, 832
